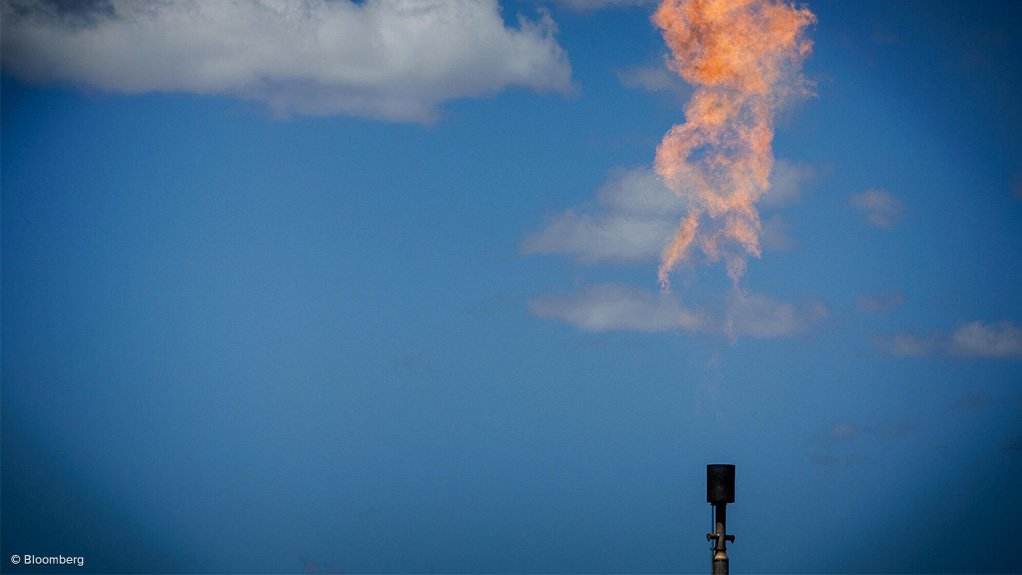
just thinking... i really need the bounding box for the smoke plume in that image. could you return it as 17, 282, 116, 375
652, 0, 814, 289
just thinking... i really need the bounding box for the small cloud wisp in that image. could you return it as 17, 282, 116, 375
848, 188, 904, 228
875, 320, 1022, 359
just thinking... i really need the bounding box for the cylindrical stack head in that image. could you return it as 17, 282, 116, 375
706, 464, 735, 504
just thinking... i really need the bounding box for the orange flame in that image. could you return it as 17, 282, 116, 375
653, 0, 814, 290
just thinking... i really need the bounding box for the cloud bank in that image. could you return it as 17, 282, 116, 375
0, 0, 573, 122
522, 160, 819, 339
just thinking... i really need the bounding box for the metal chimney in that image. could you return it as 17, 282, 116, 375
706, 464, 735, 575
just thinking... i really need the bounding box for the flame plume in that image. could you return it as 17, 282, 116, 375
653, 0, 814, 290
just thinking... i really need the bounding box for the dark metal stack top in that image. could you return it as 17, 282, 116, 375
706, 464, 735, 504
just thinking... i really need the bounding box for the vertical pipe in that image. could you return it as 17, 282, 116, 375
706, 465, 734, 575
711, 503, 728, 575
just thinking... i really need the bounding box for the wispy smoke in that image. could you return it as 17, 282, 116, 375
652, 0, 815, 289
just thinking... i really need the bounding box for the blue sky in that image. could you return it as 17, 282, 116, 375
2, 0, 1021, 573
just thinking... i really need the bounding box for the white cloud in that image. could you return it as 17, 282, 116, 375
759, 160, 815, 208
522, 162, 810, 263
520, 166, 682, 263
616, 65, 686, 93
848, 188, 904, 228
948, 321, 1022, 358
529, 283, 825, 338
520, 212, 675, 262
521, 159, 819, 338
725, 291, 827, 339
529, 284, 703, 332
0, 0, 572, 122
875, 321, 1022, 359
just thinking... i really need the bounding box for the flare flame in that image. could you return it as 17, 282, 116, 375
653, 0, 814, 290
